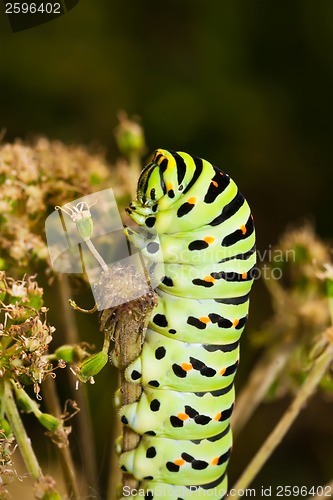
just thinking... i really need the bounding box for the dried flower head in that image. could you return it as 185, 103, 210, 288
0, 273, 59, 396
254, 225, 333, 397
0, 138, 111, 274
274, 224, 330, 291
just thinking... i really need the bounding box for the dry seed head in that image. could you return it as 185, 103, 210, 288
0, 138, 111, 273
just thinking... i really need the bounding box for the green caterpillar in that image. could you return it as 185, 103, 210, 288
119, 149, 256, 499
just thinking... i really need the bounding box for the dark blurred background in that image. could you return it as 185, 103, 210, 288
1, 0, 332, 497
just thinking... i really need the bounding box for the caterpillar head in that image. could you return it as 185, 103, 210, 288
127, 149, 209, 233
126, 149, 188, 224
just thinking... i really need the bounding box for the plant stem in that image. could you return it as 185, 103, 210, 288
57, 275, 99, 498
97, 264, 157, 499
4, 381, 42, 480
108, 372, 123, 500
42, 376, 80, 499
232, 337, 333, 499
232, 339, 295, 438
110, 297, 152, 494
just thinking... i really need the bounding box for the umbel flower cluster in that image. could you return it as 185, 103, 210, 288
0, 273, 71, 498
252, 225, 333, 397
0, 273, 56, 395
0, 271, 119, 499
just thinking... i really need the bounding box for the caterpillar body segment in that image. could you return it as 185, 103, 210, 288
119, 385, 235, 439
148, 290, 249, 344
120, 430, 232, 485
125, 328, 240, 392
126, 206, 255, 265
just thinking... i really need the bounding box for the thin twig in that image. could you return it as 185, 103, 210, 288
232, 334, 333, 500
232, 339, 295, 438
42, 376, 80, 498
57, 275, 99, 498
4, 381, 42, 480
107, 371, 123, 500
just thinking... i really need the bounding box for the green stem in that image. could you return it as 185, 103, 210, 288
232, 339, 333, 499
4, 381, 42, 480
12, 383, 42, 417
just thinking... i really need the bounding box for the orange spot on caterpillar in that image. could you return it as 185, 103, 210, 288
177, 413, 189, 421
181, 362, 193, 371
187, 196, 197, 204
240, 224, 247, 235
214, 412, 222, 421
233, 319, 239, 327
211, 180, 218, 187
241, 272, 247, 280
219, 368, 226, 375
199, 316, 211, 324
211, 456, 219, 466
166, 182, 174, 191
174, 458, 185, 466
204, 276, 216, 283
203, 236, 215, 244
